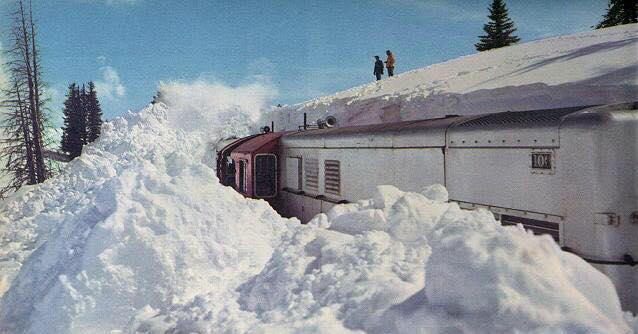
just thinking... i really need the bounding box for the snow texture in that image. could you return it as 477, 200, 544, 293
265, 24, 638, 130
1, 26, 637, 334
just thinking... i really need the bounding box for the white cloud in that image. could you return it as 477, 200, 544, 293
95, 66, 126, 101
96, 55, 107, 65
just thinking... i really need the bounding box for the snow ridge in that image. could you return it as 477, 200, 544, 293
265, 24, 638, 130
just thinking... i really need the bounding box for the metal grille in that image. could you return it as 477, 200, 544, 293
457, 106, 589, 128
324, 160, 340, 196
304, 157, 319, 192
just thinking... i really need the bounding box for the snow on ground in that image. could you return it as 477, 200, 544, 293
0, 99, 636, 333
1, 27, 638, 333
265, 24, 638, 130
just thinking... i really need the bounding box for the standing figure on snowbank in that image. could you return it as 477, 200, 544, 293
385, 50, 395, 77
374, 56, 384, 81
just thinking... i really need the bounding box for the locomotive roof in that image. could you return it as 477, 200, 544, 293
233, 131, 290, 154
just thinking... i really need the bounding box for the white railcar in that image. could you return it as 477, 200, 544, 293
275, 103, 638, 311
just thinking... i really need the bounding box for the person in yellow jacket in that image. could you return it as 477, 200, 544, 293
385, 50, 395, 77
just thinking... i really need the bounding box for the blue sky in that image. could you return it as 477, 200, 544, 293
1, 0, 608, 123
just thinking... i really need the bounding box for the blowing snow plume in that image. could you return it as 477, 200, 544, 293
158, 79, 277, 137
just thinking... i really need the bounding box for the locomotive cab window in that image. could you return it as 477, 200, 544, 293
255, 154, 277, 197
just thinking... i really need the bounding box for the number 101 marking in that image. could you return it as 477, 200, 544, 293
532, 152, 552, 169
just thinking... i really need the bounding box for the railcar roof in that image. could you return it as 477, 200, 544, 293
286, 115, 467, 139
233, 131, 290, 154
283, 104, 634, 141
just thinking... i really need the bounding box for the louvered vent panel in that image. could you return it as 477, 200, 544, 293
304, 157, 319, 192
457, 106, 588, 128
324, 160, 340, 196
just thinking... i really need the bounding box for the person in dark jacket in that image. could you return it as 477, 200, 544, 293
374, 56, 384, 81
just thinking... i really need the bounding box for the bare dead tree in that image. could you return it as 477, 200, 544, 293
0, 0, 50, 197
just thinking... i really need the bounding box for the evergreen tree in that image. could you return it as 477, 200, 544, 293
475, 0, 520, 52
79, 84, 88, 144
595, 0, 637, 29
60, 81, 103, 158
86, 81, 103, 143
60, 84, 83, 158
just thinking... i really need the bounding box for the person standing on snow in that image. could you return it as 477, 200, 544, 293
385, 50, 395, 77
374, 56, 384, 81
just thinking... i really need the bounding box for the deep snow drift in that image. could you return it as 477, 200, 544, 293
0, 91, 636, 333
1, 26, 638, 333
266, 24, 638, 130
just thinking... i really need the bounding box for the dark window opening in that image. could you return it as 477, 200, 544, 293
297, 158, 303, 190
255, 155, 277, 197
225, 158, 236, 188
238, 160, 247, 193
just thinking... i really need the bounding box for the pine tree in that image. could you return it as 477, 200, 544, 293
79, 84, 88, 145
475, 0, 520, 52
86, 81, 103, 143
0, 0, 50, 196
595, 0, 637, 29
60, 81, 103, 158
60, 84, 83, 158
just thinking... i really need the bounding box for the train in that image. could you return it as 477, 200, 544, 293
216, 102, 638, 312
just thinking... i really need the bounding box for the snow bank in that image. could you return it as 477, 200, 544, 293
0, 80, 293, 333
134, 185, 634, 333
0, 101, 635, 333
265, 24, 638, 130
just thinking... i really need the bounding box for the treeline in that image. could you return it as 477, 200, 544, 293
595, 0, 637, 29
475, 0, 637, 52
61, 82, 103, 159
0, 0, 50, 197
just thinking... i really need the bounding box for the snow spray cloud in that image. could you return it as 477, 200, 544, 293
157, 79, 278, 139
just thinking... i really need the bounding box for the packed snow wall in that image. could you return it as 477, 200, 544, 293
264, 24, 638, 130
0, 79, 636, 333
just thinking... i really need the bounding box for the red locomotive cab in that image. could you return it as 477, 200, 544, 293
226, 131, 289, 199
216, 135, 260, 188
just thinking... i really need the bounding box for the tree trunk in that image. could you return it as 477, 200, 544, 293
15, 83, 37, 184
18, 0, 46, 183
